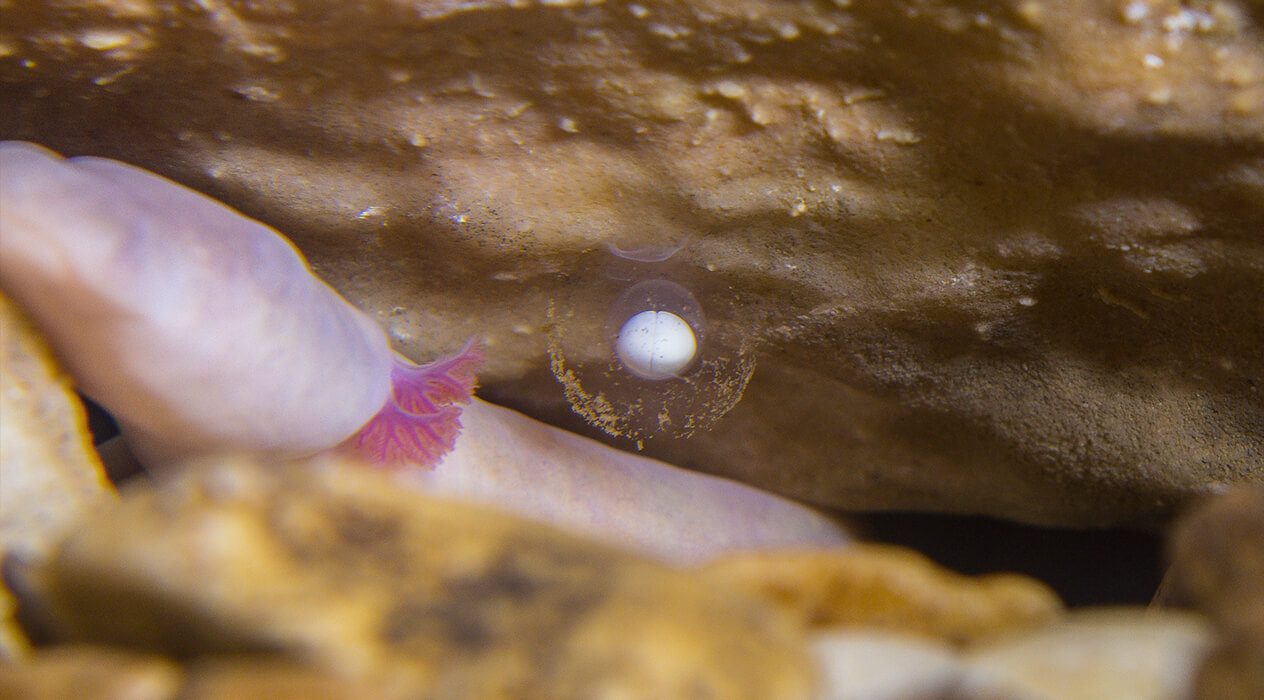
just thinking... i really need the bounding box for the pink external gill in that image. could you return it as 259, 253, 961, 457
347, 338, 483, 469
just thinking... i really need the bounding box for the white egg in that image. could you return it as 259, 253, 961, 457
548, 277, 754, 440
615, 309, 697, 380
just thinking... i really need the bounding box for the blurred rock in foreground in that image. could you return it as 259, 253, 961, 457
810, 609, 1212, 700
3, 451, 1220, 700
0, 293, 113, 660
1167, 484, 1264, 700
702, 544, 1062, 645
12, 455, 815, 699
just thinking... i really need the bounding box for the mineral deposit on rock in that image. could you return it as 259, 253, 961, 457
1, 0, 1261, 524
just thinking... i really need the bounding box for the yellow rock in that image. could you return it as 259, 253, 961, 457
23, 454, 815, 699
0, 292, 114, 659
182, 656, 413, 700
0, 645, 181, 700
809, 609, 1214, 699
702, 544, 1063, 646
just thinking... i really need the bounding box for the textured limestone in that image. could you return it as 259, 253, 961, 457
0, 293, 114, 659
0, 0, 1261, 524
20, 454, 814, 699
1167, 485, 1264, 700
702, 545, 1062, 646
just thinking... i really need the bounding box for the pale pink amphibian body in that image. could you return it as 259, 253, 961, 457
0, 141, 477, 469
0, 141, 850, 563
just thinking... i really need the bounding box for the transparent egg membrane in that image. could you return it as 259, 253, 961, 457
606, 229, 693, 263
546, 267, 756, 445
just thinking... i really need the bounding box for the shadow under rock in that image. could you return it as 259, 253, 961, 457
858, 511, 1165, 608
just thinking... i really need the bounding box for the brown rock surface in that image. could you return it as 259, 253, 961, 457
1167, 484, 1264, 700
0, 292, 114, 659
702, 544, 1063, 646
1, 0, 1261, 524
19, 454, 814, 699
